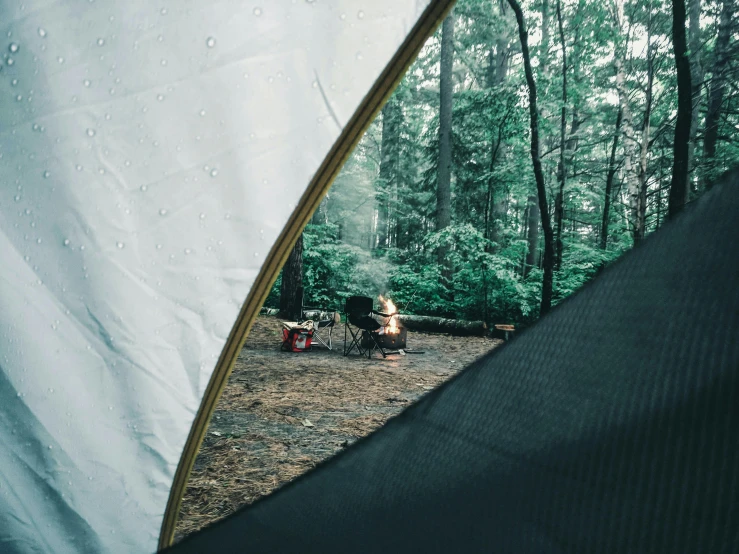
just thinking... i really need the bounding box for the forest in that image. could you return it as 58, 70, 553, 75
267, 0, 738, 328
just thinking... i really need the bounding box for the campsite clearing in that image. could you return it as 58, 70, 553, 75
175, 315, 501, 541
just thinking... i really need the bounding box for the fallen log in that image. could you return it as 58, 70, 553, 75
301, 310, 340, 323
396, 315, 487, 336
259, 307, 280, 316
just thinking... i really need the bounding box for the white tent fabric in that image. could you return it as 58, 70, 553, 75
0, 1, 434, 552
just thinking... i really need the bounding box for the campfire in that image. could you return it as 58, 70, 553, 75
376, 295, 407, 349
380, 295, 399, 334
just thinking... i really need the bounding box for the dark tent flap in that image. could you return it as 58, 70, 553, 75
169, 171, 739, 553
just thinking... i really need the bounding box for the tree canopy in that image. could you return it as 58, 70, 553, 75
271, 0, 739, 328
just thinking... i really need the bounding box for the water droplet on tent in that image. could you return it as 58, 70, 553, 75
199, 109, 206, 117
116, 241, 124, 249
83, 79, 91, 87
105, 113, 111, 120
98, 168, 105, 175
76, 164, 83, 171
36, 238, 42, 244
140, 184, 148, 192
15, 94, 22, 102
156, 94, 164, 101
96, 37, 105, 46
88, 476, 93, 481
32, 123, 40, 131
108, 405, 113, 411
80, 245, 85, 250
253, 7, 262, 16
160, 7, 167, 15
157, 34, 164, 43
11, 78, 17, 86
109, 87, 115, 95
160, 58, 167, 66
253, 252, 259, 257
48, 445, 53, 449
8, 42, 19, 53
156, 244, 162, 249
86, 128, 95, 137
57, 56, 64, 64
357, 10, 365, 19
63, 239, 70, 246
159, 208, 167, 216
356, 52, 363, 60
210, 168, 218, 177
6, 57, 14, 66
38, 27, 47, 38
206, 36, 216, 48
340, 12, 347, 20
312, 80, 318, 88
184, 248, 191, 255
48, 387, 54, 393
42, 170, 50, 178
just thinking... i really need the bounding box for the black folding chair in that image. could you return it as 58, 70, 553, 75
343, 296, 389, 359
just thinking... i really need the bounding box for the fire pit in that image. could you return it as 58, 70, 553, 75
361, 296, 407, 350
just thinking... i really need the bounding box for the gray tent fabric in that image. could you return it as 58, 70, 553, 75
168, 169, 739, 553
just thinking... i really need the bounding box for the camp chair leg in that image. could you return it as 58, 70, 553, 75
344, 325, 366, 357
312, 325, 333, 350
363, 331, 386, 359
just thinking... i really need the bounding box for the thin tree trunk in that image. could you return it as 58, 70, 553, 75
668, 0, 693, 217
701, 0, 734, 189
378, 98, 401, 250
279, 233, 304, 320
524, 195, 540, 277
687, 0, 703, 182
554, 0, 567, 270
613, 0, 642, 244
638, 12, 654, 237
601, 108, 623, 250
436, 13, 454, 240
508, 0, 555, 315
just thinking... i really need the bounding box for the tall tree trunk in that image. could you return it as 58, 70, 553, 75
601, 108, 623, 250
495, 0, 512, 85
279, 233, 303, 320
508, 0, 555, 316
687, 0, 703, 182
378, 98, 401, 250
701, 0, 734, 189
436, 13, 454, 237
613, 0, 642, 244
668, 0, 693, 217
638, 14, 654, 237
554, 0, 567, 270
524, 195, 541, 277
436, 12, 455, 310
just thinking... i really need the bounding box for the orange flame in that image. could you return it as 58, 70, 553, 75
379, 295, 398, 334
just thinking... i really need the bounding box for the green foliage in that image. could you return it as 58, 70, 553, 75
272, 0, 739, 328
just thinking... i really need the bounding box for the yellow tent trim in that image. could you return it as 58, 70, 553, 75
157, 0, 456, 548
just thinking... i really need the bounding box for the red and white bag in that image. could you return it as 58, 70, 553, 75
281, 324, 313, 352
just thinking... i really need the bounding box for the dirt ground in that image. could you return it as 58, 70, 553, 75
174, 315, 502, 541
